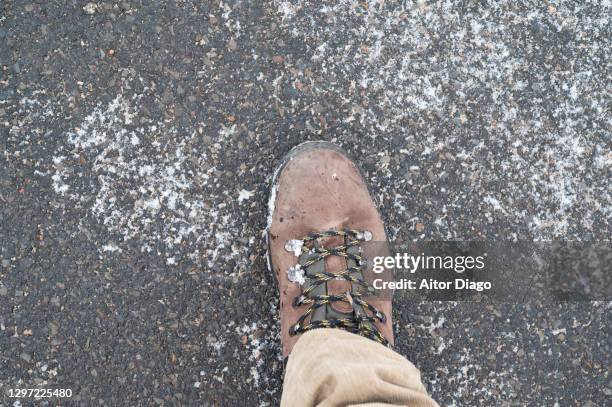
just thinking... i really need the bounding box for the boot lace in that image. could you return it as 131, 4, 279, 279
285, 229, 389, 346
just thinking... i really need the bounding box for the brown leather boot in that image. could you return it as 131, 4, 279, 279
266, 141, 393, 359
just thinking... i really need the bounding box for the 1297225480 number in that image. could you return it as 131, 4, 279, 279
7, 388, 73, 398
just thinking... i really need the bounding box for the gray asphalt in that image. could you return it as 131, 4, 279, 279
1, 1, 610, 406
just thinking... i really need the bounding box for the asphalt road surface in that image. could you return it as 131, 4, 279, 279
1, 1, 610, 406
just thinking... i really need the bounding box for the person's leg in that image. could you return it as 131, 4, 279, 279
281, 329, 439, 407
267, 142, 439, 406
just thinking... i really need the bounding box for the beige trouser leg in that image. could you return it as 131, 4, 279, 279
281, 329, 439, 407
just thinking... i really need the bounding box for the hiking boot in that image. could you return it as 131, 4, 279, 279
266, 141, 393, 359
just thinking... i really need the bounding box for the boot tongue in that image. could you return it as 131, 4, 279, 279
319, 235, 354, 314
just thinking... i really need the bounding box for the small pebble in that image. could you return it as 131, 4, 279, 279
83, 3, 97, 14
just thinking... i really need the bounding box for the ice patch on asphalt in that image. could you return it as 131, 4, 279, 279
44, 93, 249, 268
53, 95, 205, 255
273, 1, 610, 239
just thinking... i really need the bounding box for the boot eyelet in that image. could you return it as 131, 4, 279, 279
293, 295, 305, 307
